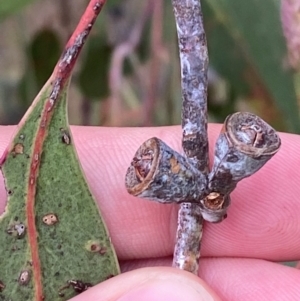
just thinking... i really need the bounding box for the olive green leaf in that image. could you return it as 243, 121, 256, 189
0, 1, 120, 300
203, 0, 300, 132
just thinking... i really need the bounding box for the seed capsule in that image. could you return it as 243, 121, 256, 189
125, 137, 207, 204
208, 112, 281, 195
200, 112, 281, 222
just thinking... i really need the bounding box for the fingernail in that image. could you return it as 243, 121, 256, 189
116, 278, 214, 301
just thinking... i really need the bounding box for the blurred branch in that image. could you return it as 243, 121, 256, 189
143, 0, 163, 126
108, 0, 152, 126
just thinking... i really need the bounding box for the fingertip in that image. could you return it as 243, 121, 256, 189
70, 267, 221, 301
115, 279, 216, 301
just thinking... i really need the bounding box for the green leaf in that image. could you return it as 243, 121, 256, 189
30, 29, 62, 89
0, 1, 120, 300
0, 0, 36, 20
203, 0, 300, 132
78, 37, 112, 99
18, 29, 61, 110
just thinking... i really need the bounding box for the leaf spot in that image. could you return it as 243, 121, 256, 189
18, 270, 31, 285
15, 223, 26, 238
28, 260, 33, 266
59, 280, 92, 295
12, 143, 24, 157
42, 213, 59, 226
0, 280, 5, 292
7, 222, 26, 238
60, 128, 71, 145
85, 240, 107, 255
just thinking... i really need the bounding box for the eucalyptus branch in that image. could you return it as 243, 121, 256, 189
125, 0, 281, 276
171, 0, 209, 274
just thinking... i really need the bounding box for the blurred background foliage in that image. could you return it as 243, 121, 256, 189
0, 0, 299, 132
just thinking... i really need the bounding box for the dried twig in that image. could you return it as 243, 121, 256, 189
125, 0, 281, 276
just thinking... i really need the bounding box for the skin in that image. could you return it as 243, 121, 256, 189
0, 124, 300, 300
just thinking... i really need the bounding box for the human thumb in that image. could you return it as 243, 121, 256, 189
70, 267, 221, 301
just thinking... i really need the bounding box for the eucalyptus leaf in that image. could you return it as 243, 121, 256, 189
0, 1, 120, 300
204, 0, 300, 132
78, 37, 112, 100
30, 29, 61, 89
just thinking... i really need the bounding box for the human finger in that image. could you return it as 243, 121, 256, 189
200, 258, 300, 301
69, 266, 221, 301
71, 125, 300, 261
0, 125, 299, 261
120, 258, 300, 301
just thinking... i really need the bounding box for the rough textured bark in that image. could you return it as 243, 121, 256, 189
174, 0, 209, 172
171, 0, 209, 274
